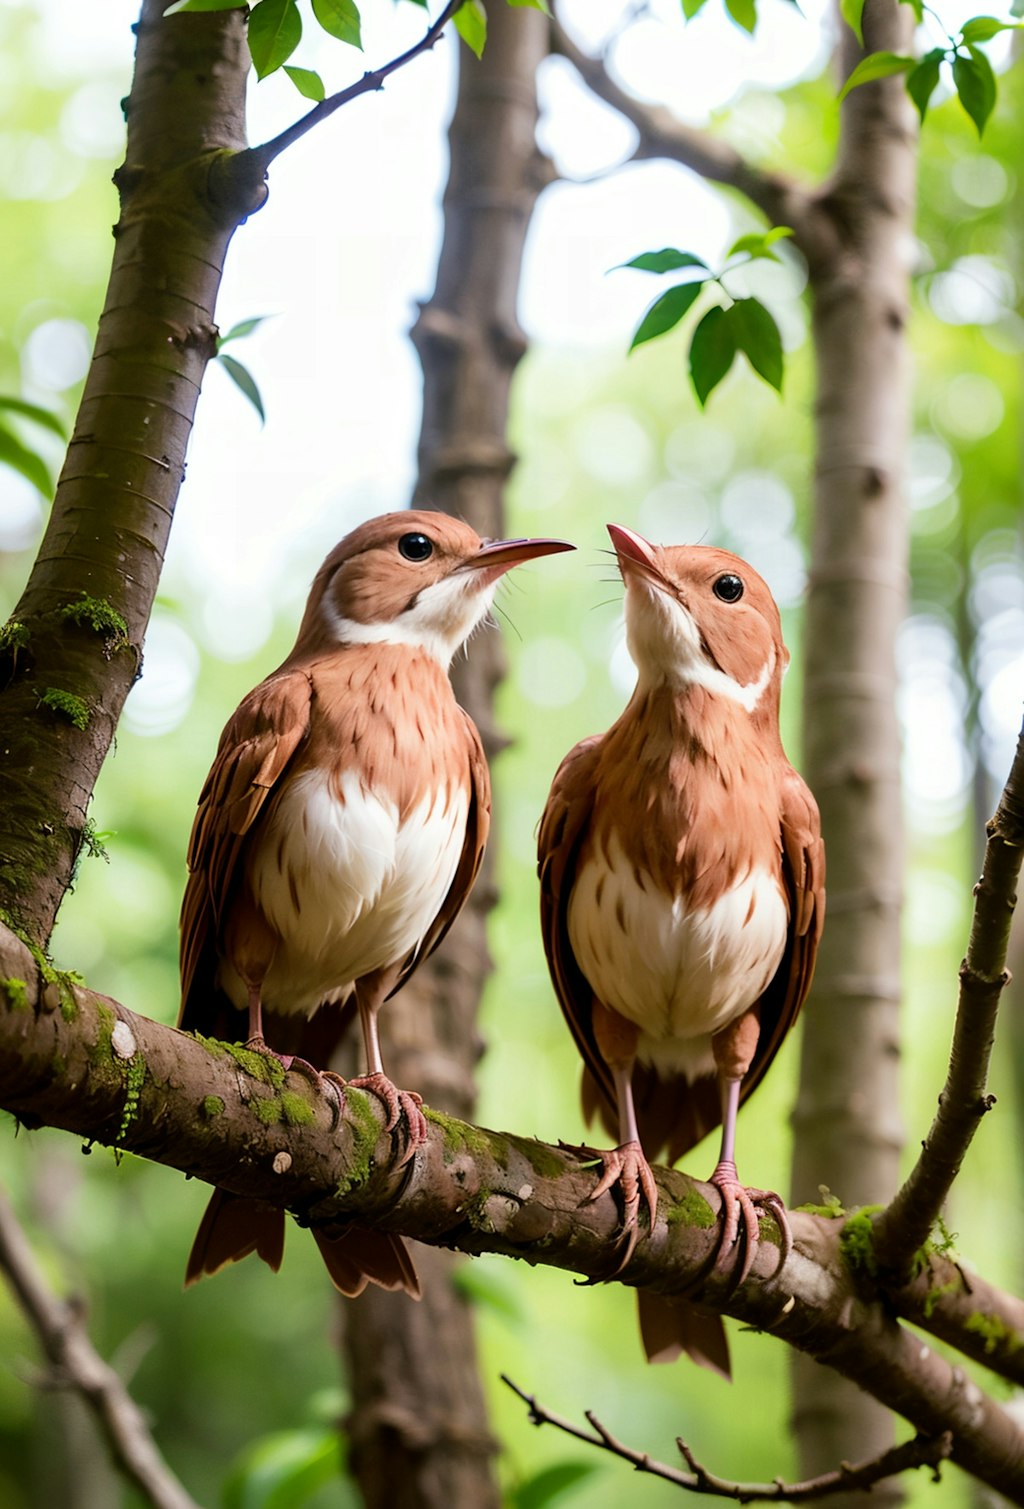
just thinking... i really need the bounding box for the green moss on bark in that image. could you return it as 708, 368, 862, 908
38, 688, 90, 730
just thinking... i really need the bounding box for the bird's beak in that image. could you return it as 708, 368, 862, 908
464, 536, 575, 585
606, 523, 657, 571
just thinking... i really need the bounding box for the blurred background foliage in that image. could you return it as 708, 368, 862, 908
0, 0, 1022, 1504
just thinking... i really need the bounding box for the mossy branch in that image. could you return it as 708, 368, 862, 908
2, 920, 1024, 1500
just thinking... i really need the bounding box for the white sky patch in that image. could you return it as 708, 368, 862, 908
123, 616, 200, 738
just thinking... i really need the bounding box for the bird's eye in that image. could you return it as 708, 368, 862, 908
398, 533, 434, 562
713, 573, 744, 603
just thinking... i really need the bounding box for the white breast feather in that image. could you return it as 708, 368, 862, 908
567, 833, 788, 1079
241, 768, 468, 1015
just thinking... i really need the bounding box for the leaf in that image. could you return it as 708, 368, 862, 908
724, 0, 757, 32
222, 1428, 343, 1509
617, 248, 709, 275
163, 0, 246, 14
900, 0, 924, 20
906, 48, 946, 122
953, 45, 997, 134
726, 226, 794, 262
728, 297, 784, 392
838, 50, 915, 101
629, 281, 706, 351
218, 316, 271, 347
959, 13, 1020, 40
508, 0, 552, 11
0, 396, 66, 439
283, 64, 326, 100
511, 1461, 600, 1509
217, 354, 266, 422
689, 305, 737, 407
311, 0, 362, 48
247, 0, 301, 79
839, 0, 865, 43
681, 0, 710, 16
453, 0, 487, 57
0, 424, 53, 496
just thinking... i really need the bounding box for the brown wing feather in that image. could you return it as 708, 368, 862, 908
387, 709, 491, 999
179, 669, 314, 1033
537, 736, 618, 1112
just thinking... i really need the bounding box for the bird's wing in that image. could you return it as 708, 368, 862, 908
179, 669, 314, 1032
739, 764, 826, 1110
389, 708, 492, 996
537, 736, 619, 1112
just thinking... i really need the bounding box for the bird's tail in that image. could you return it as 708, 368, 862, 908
184, 1188, 420, 1299
636, 1290, 731, 1377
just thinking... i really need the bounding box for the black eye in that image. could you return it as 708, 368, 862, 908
713, 573, 744, 603
398, 533, 433, 562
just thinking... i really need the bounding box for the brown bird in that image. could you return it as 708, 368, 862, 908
537, 524, 823, 1373
180, 509, 573, 1298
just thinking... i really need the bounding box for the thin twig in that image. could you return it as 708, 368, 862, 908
0, 1186, 200, 1509
873, 720, 1024, 1282
254, 0, 463, 166
502, 1376, 953, 1501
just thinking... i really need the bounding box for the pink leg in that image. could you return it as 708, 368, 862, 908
243, 984, 345, 1126
707, 1075, 791, 1285
346, 987, 427, 1164
566, 1061, 658, 1271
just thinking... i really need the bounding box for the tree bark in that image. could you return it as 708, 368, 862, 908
0, 0, 264, 943
338, 8, 553, 1507
789, 1, 918, 1492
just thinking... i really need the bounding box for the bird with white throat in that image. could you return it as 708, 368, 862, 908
180, 508, 573, 1298
538, 523, 823, 1373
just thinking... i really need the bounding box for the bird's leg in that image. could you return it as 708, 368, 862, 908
569, 1003, 657, 1268
346, 975, 427, 1163
708, 1009, 790, 1285
242, 982, 344, 1126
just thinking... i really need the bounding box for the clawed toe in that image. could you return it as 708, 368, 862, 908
564, 1139, 658, 1273
709, 1161, 791, 1286
348, 1073, 427, 1163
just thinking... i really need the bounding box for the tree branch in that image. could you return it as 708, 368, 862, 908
252, 0, 463, 168
872, 718, 1024, 1282
502, 1376, 953, 1501
2, 921, 1024, 1500
549, 10, 819, 249
0, 1185, 201, 1509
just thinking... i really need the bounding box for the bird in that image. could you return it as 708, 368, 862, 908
537, 523, 824, 1373
179, 508, 573, 1299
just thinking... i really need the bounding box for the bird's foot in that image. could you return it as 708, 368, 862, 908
243, 1036, 346, 1129
348, 1073, 427, 1165
708, 1159, 791, 1286
563, 1138, 658, 1273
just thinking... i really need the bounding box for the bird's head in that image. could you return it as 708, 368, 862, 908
296, 510, 573, 667
607, 523, 787, 715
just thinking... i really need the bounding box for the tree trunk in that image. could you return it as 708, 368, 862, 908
0, 0, 262, 943
338, 8, 552, 1507
789, 0, 918, 1492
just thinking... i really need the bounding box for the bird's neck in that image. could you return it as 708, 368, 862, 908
616, 678, 782, 775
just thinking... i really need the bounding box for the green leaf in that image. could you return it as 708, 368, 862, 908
839, 0, 865, 43
953, 45, 997, 134
311, 0, 362, 48
283, 65, 326, 100
222, 1428, 342, 1509
0, 396, 66, 439
0, 423, 53, 496
900, 0, 924, 20
629, 281, 706, 351
724, 0, 757, 32
689, 305, 737, 407
247, 0, 301, 79
218, 354, 266, 422
453, 0, 486, 57
725, 226, 794, 262
959, 13, 1019, 40
681, 0, 710, 15
838, 50, 915, 101
508, 0, 552, 11
728, 297, 784, 392
163, 0, 246, 14
906, 48, 946, 121
511, 1462, 600, 1509
617, 248, 709, 275
218, 316, 271, 347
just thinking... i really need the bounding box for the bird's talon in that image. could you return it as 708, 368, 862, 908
348, 1074, 427, 1162
709, 1168, 792, 1287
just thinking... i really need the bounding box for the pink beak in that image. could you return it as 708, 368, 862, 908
466, 535, 575, 585
606, 523, 658, 571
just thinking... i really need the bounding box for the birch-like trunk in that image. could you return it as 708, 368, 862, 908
789, 0, 918, 1490
337, 9, 552, 1507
